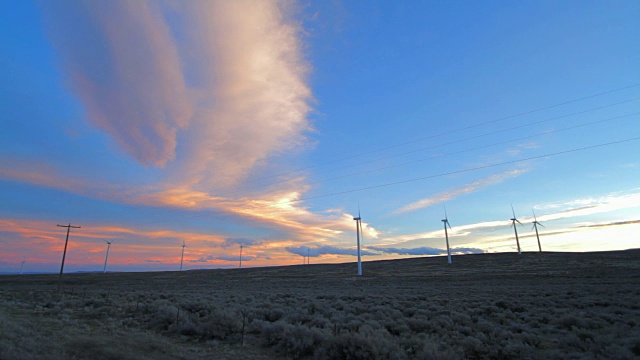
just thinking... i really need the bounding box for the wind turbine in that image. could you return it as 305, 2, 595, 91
532, 210, 545, 252
307, 248, 310, 265
20, 258, 26, 275
442, 207, 453, 264
103, 240, 112, 273
180, 241, 186, 271
353, 207, 363, 276
239, 244, 243, 269
510, 205, 523, 254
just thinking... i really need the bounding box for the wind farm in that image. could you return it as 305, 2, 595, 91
2, 249, 639, 359
1, 1, 639, 359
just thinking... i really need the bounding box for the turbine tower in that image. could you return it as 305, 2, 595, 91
239, 244, 243, 269
353, 208, 363, 276
180, 241, 186, 271
20, 258, 26, 275
510, 205, 523, 254
103, 240, 112, 273
532, 210, 545, 252
442, 208, 453, 264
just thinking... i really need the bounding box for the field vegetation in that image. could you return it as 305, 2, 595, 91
1, 250, 639, 359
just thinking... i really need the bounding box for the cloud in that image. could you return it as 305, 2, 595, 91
367, 246, 484, 255
190, 255, 253, 263
394, 168, 528, 214
223, 237, 263, 248
171, 1, 313, 188
43, 0, 313, 187
42, 0, 192, 167
286, 245, 377, 257
576, 219, 640, 229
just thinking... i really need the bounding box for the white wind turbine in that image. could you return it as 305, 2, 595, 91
532, 210, 545, 252
510, 205, 523, 254
239, 244, 243, 269
20, 258, 26, 275
103, 240, 112, 273
353, 207, 363, 276
180, 241, 186, 271
442, 208, 453, 264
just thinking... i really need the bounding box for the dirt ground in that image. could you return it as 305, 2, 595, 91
1, 250, 639, 359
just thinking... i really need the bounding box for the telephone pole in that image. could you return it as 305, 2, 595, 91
57, 223, 81, 290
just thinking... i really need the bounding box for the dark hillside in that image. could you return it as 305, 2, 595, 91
1, 250, 639, 359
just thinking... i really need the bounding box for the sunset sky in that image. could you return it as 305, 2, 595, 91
1, 1, 639, 273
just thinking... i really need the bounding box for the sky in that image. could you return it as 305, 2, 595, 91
1, 0, 639, 273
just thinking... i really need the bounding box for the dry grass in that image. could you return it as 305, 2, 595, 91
1, 250, 639, 359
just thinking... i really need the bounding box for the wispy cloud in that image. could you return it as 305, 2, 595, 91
190, 255, 254, 263
378, 189, 640, 251
286, 245, 377, 257
222, 237, 263, 248
394, 167, 528, 214
367, 246, 484, 255
43, 0, 313, 187
42, 0, 192, 167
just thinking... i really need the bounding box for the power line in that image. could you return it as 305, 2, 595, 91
240, 83, 640, 182
128, 136, 639, 227
281, 113, 639, 189
282, 137, 640, 204
71, 86, 640, 229
212, 98, 640, 197
218, 99, 639, 198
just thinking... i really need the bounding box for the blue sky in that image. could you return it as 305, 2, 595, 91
1, 0, 639, 273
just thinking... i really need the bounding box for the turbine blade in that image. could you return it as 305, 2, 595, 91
532, 209, 537, 222
447, 220, 452, 229
538, 222, 545, 228
444, 205, 448, 220
516, 219, 523, 225
511, 204, 516, 218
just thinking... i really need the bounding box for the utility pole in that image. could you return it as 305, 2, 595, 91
57, 223, 81, 290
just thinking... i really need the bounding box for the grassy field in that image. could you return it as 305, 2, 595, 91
1, 250, 639, 359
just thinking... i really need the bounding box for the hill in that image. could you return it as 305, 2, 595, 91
1, 250, 639, 359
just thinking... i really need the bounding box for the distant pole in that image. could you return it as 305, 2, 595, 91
512, 222, 521, 254
20, 258, 26, 275
180, 241, 186, 271
354, 214, 362, 276
443, 221, 451, 264
307, 248, 310, 265
510, 205, 522, 255
103, 242, 111, 273
57, 223, 81, 290
239, 245, 243, 269
442, 207, 452, 264
532, 210, 545, 253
